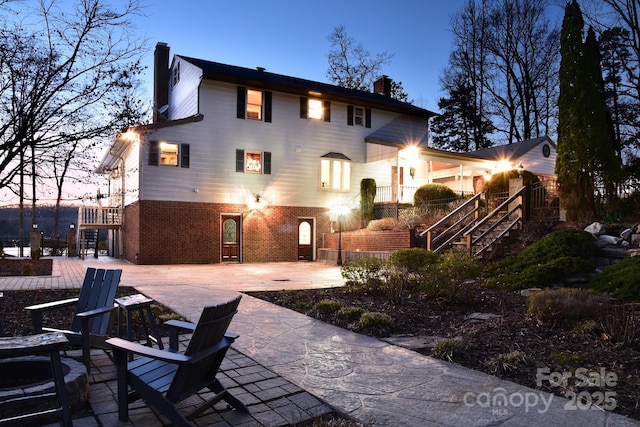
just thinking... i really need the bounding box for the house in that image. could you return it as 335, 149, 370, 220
94, 42, 556, 265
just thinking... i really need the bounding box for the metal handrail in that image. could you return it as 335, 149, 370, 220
420, 193, 483, 237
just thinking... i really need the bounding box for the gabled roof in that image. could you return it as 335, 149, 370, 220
178, 55, 437, 119
364, 117, 430, 147
467, 136, 556, 161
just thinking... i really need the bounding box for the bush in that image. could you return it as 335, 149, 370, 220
488, 230, 598, 290
588, 256, 640, 302
337, 307, 364, 322
388, 248, 442, 289
422, 250, 482, 301
527, 288, 610, 326
367, 217, 396, 231
414, 184, 458, 209
340, 257, 387, 293
315, 299, 342, 315
487, 350, 534, 376
359, 312, 392, 329
484, 169, 540, 193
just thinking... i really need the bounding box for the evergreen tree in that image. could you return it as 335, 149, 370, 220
556, 1, 621, 221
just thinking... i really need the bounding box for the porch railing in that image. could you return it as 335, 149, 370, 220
375, 185, 418, 204
77, 206, 122, 228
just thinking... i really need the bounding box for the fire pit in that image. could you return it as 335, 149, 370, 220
0, 334, 89, 425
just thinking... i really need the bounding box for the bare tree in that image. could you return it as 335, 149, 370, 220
326, 24, 393, 92
0, 0, 147, 240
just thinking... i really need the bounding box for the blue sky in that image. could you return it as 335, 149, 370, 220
137, 0, 471, 111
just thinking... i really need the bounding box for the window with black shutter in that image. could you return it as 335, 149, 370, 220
236, 149, 272, 174
365, 108, 372, 128
149, 141, 159, 166
180, 144, 190, 168
237, 86, 246, 119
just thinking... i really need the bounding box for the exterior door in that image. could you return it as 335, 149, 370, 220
221, 215, 241, 262
298, 218, 314, 261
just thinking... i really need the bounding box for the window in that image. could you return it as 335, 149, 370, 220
320, 153, 351, 191
172, 62, 180, 87
246, 89, 262, 120
237, 87, 272, 122
347, 105, 371, 128
300, 97, 330, 122
236, 149, 271, 174
149, 141, 190, 168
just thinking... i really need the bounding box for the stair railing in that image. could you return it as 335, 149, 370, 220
421, 193, 483, 253
464, 186, 526, 256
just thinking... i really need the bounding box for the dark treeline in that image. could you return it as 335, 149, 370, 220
0, 206, 78, 242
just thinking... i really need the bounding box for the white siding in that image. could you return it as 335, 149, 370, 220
167, 57, 202, 120
138, 80, 415, 211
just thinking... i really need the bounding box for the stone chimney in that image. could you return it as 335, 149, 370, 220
153, 42, 170, 122
374, 75, 392, 97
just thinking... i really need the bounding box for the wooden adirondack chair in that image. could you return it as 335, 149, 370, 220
106, 295, 248, 426
25, 267, 122, 371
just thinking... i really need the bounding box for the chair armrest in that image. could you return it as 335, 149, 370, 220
75, 304, 117, 319
26, 298, 80, 332
106, 337, 190, 364
165, 320, 195, 351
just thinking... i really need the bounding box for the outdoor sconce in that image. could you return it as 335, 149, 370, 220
249, 194, 262, 211
32, 223, 38, 230
516, 163, 524, 177
69, 223, 75, 230
410, 167, 416, 179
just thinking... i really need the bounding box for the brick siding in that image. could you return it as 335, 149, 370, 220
323, 229, 412, 252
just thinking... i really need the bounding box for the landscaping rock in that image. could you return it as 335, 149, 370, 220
584, 221, 607, 236
381, 335, 446, 351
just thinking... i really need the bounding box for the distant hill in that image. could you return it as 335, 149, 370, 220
0, 206, 79, 243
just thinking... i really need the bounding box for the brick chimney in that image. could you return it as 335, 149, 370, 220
374, 75, 392, 97
153, 42, 170, 123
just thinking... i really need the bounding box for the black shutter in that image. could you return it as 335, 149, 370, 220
180, 144, 190, 168
365, 108, 372, 128
264, 91, 272, 123
236, 149, 244, 172
323, 100, 331, 122
263, 151, 271, 175
300, 97, 308, 119
149, 141, 159, 166
237, 86, 246, 119
347, 105, 354, 126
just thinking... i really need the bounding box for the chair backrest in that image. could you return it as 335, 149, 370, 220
70, 268, 122, 335
167, 295, 242, 402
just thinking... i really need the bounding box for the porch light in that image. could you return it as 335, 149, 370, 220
69, 223, 75, 230
249, 195, 262, 211
516, 163, 524, 177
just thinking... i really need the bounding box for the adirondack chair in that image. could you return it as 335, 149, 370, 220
25, 267, 122, 371
106, 295, 248, 426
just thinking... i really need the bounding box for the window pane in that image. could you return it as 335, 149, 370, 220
299, 222, 311, 245
332, 160, 341, 189
320, 159, 330, 188
223, 219, 237, 243
247, 89, 262, 120
245, 151, 262, 173
308, 99, 323, 119
343, 161, 351, 190
160, 142, 178, 165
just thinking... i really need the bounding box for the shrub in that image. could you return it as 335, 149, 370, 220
414, 183, 458, 209
588, 256, 640, 302
527, 288, 610, 326
484, 169, 540, 193
389, 248, 442, 289
359, 312, 392, 329
487, 350, 534, 376
488, 230, 598, 290
315, 299, 342, 315
22, 263, 35, 276
367, 217, 396, 231
336, 307, 364, 322
422, 250, 482, 301
340, 257, 387, 293
433, 337, 470, 362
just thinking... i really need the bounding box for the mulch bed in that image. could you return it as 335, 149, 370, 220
0, 258, 53, 276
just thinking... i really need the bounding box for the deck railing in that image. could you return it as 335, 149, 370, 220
77, 206, 122, 228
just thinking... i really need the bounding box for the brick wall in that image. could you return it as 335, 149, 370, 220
323, 228, 412, 252
122, 200, 331, 264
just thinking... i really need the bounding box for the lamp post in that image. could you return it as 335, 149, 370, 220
331, 205, 349, 266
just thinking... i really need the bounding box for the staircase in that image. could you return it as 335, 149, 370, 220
422, 186, 525, 257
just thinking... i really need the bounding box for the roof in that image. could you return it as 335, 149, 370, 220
467, 136, 556, 161
178, 55, 437, 119
365, 117, 430, 147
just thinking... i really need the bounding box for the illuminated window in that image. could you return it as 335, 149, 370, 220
320, 153, 351, 191
236, 149, 271, 174
300, 97, 330, 122
149, 141, 190, 168
308, 99, 323, 119
160, 142, 178, 165
246, 89, 262, 120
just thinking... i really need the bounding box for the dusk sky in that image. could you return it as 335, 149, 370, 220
137, 0, 474, 111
